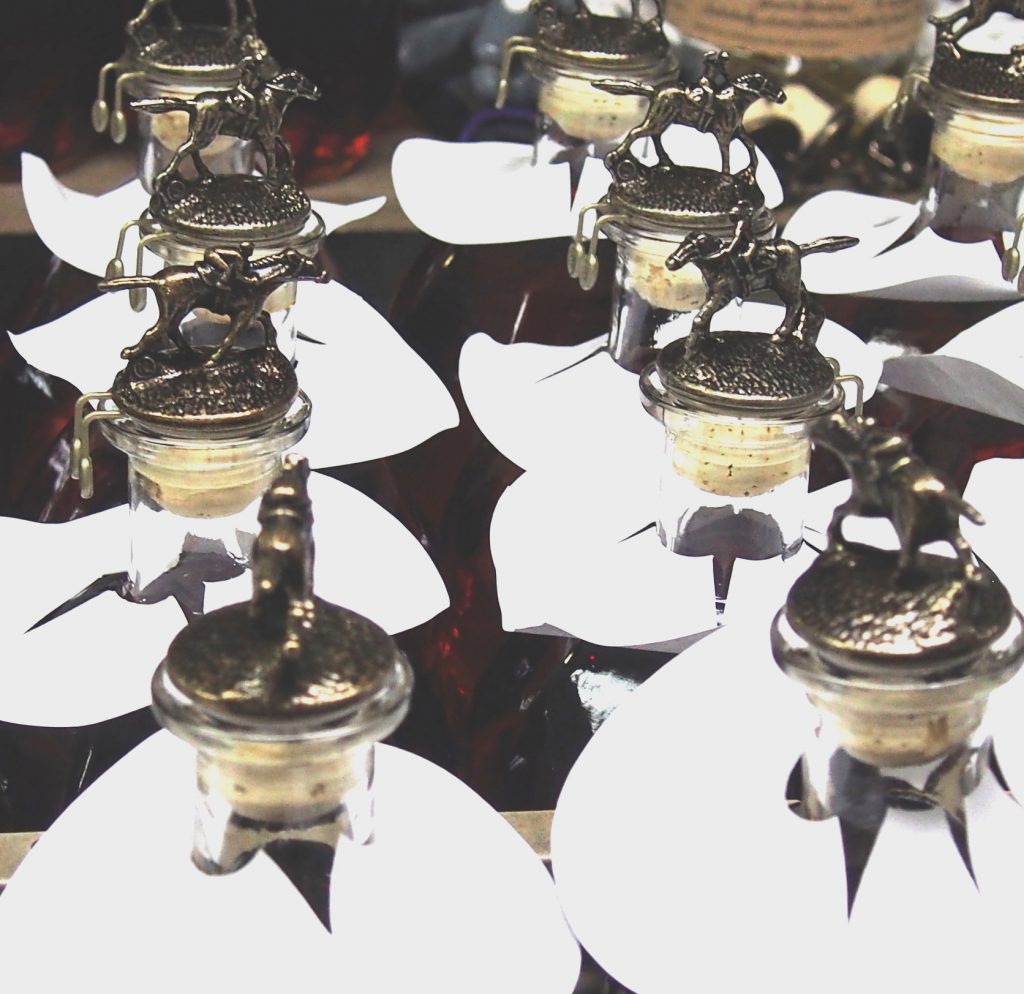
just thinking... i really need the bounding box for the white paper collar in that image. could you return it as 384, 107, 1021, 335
784, 190, 1021, 302
392, 131, 784, 245
0, 731, 582, 994
459, 312, 878, 645
20, 152, 387, 278
0, 472, 449, 726
880, 299, 1024, 425
551, 618, 1024, 993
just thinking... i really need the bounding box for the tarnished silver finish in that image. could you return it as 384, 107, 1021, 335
651, 331, 839, 417
668, 204, 860, 351
603, 51, 785, 181
96, 244, 326, 430
530, 0, 669, 68
929, 1, 1024, 102
787, 410, 1014, 669
772, 411, 1024, 856
151, 175, 312, 240
162, 457, 405, 720
93, 1, 270, 144
151, 456, 413, 876
567, 51, 785, 291
496, 0, 673, 108
137, 53, 319, 238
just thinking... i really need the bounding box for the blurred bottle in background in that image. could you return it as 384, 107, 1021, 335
664, 0, 934, 198
0, 4, 123, 179
0, 1, 398, 184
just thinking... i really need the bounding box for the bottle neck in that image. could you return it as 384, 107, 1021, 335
915, 100, 1024, 243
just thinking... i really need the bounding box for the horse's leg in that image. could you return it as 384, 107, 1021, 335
209, 310, 244, 364
687, 287, 723, 351
826, 499, 857, 549
209, 303, 261, 363
259, 311, 277, 349
740, 133, 758, 171
716, 130, 732, 172
122, 292, 170, 358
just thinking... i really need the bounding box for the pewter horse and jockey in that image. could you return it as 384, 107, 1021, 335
814, 411, 985, 582
601, 51, 786, 180
99, 244, 327, 363
667, 202, 858, 351
132, 53, 319, 197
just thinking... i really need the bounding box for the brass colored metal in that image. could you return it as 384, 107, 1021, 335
603, 51, 785, 180
71, 393, 120, 500
496, 0, 671, 108
788, 410, 1014, 669
93, 1, 270, 144
929, 1, 1024, 103
163, 456, 403, 720
652, 332, 840, 417
666, 204, 860, 350
100, 243, 327, 363
567, 51, 788, 290
135, 52, 319, 238
529, 0, 669, 66
91, 244, 327, 432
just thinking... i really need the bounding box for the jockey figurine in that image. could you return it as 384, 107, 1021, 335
202, 244, 261, 291
695, 50, 731, 134
722, 200, 759, 280
225, 55, 265, 124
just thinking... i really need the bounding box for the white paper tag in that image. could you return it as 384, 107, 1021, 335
881, 300, 1024, 424
784, 189, 1021, 302
0, 472, 448, 727
20, 152, 385, 277
393, 130, 783, 246
552, 618, 1024, 994
11, 279, 458, 470
0, 733, 581, 994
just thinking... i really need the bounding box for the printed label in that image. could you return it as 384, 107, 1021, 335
665, 0, 923, 60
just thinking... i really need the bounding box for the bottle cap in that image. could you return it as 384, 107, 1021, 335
532, 0, 671, 70
162, 455, 412, 724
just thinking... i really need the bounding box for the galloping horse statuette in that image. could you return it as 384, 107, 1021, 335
133, 56, 319, 192
667, 214, 858, 348
99, 244, 328, 363
600, 51, 785, 177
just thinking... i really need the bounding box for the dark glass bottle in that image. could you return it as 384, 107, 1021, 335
385, 235, 621, 809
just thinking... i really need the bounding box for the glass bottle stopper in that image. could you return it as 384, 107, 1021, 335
773, 409, 1024, 768
93, 0, 271, 146
152, 454, 414, 873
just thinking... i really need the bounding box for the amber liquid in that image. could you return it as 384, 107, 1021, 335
0, 5, 124, 179
383, 236, 622, 809
241, 0, 398, 184
387, 231, 1024, 806
5, 228, 1024, 827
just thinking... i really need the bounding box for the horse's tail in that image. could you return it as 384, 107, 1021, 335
956, 496, 985, 527
798, 236, 860, 257
98, 275, 157, 293
131, 97, 193, 117
592, 79, 655, 99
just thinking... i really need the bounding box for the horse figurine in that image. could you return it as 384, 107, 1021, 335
929, 0, 1024, 44
133, 54, 319, 192
251, 454, 316, 663
814, 411, 984, 581
599, 51, 785, 177
99, 244, 328, 363
666, 209, 858, 349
